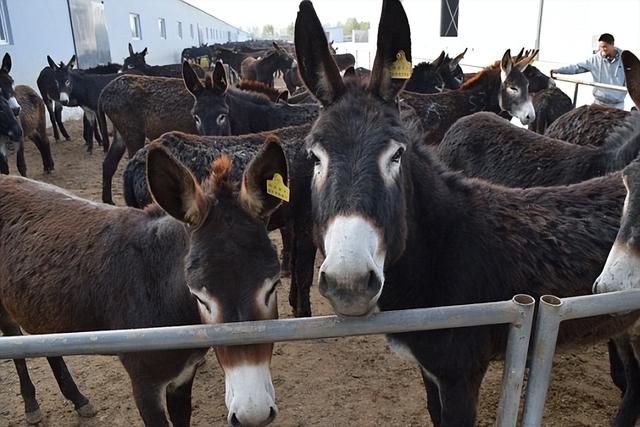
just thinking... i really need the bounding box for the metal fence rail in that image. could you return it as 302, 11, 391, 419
0, 294, 535, 427
551, 75, 628, 107
521, 289, 640, 427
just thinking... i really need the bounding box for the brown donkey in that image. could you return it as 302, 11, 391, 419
0, 136, 287, 426
15, 85, 54, 175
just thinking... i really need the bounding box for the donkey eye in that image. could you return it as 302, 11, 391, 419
309, 151, 320, 166
391, 147, 405, 163
509, 86, 519, 92
194, 115, 202, 125
216, 114, 227, 125
65, 80, 70, 86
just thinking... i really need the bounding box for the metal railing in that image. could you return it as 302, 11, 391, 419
0, 295, 535, 427
551, 75, 628, 107
521, 289, 640, 426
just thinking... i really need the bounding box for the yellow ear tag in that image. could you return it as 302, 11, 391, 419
390, 50, 412, 79
266, 173, 290, 202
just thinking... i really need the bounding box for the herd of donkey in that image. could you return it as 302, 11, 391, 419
3, 0, 640, 425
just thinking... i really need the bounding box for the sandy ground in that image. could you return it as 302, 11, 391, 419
0, 120, 627, 427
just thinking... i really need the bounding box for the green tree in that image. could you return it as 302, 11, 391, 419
286, 22, 294, 37
343, 18, 370, 35
262, 24, 275, 38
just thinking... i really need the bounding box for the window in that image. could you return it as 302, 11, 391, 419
130, 13, 141, 39
158, 18, 166, 39
190, 23, 194, 38
177, 21, 182, 39
440, 0, 458, 37
0, 0, 12, 45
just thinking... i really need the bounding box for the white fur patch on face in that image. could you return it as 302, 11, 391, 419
500, 70, 508, 83
8, 96, 20, 111
59, 92, 70, 103
225, 362, 277, 427
0, 140, 6, 157
189, 287, 221, 324
594, 241, 640, 293
378, 140, 405, 188
309, 144, 329, 191
320, 215, 385, 296
512, 99, 536, 125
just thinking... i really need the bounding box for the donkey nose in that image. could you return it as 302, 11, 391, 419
229, 406, 277, 427
318, 270, 382, 316
12, 106, 20, 116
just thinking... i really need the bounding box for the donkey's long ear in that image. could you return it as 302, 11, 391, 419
500, 49, 512, 81
449, 47, 467, 72
514, 47, 525, 63
368, 0, 412, 103
295, 0, 344, 106
240, 135, 288, 220
1, 53, 11, 73
515, 49, 538, 71
141, 48, 148, 56
146, 144, 207, 227
47, 55, 58, 70
183, 61, 203, 96
67, 55, 76, 69
210, 61, 228, 94
128, 43, 134, 56
622, 50, 640, 109
432, 51, 446, 68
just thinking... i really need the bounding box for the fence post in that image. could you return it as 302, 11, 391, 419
521, 295, 563, 427
496, 294, 536, 427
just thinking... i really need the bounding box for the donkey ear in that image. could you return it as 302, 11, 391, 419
500, 49, 512, 81
277, 90, 289, 103
294, 0, 344, 106
141, 48, 148, 56
183, 61, 203, 96
343, 66, 356, 78
47, 55, 58, 70
67, 55, 76, 69
146, 144, 207, 227
368, 0, 412, 103
622, 50, 640, 109
210, 61, 228, 93
515, 49, 538, 71
128, 43, 134, 56
449, 47, 467, 72
514, 47, 525, 63
1, 53, 11, 73
432, 51, 446, 68
240, 135, 288, 220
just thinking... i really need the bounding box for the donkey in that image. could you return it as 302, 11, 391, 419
121, 43, 205, 77
0, 53, 22, 115
36, 56, 75, 142
399, 49, 537, 144
0, 95, 23, 174
14, 85, 55, 175
294, 1, 639, 426
438, 111, 640, 187
528, 86, 573, 133
100, 61, 318, 204
0, 137, 286, 427
45, 55, 124, 153
240, 43, 294, 87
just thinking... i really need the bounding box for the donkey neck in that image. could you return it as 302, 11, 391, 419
458, 67, 502, 113
70, 71, 118, 110
226, 88, 277, 133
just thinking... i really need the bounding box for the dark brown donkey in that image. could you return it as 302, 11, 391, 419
100, 61, 318, 204
0, 94, 23, 174
294, 1, 637, 425
240, 43, 294, 87
15, 85, 55, 175
399, 49, 537, 144
545, 104, 631, 145
0, 136, 287, 426
121, 43, 205, 77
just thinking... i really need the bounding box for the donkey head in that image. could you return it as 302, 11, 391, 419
121, 43, 149, 72
296, 0, 410, 316
46, 55, 76, 106
0, 94, 23, 143
0, 53, 20, 115
594, 159, 640, 294
517, 49, 554, 92
499, 49, 536, 125
147, 136, 287, 426
404, 54, 445, 93
438, 48, 467, 89
183, 61, 231, 136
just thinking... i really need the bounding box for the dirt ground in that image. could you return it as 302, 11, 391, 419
0, 120, 627, 427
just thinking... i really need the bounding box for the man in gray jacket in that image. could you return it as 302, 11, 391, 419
551, 33, 626, 109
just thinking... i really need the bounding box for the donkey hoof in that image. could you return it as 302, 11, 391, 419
76, 402, 97, 418
25, 408, 43, 425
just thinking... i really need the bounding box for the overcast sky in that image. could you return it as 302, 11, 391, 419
184, 0, 380, 31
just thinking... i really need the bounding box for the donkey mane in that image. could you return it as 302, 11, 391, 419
204, 155, 237, 196
458, 62, 499, 90
236, 79, 281, 101
228, 86, 272, 105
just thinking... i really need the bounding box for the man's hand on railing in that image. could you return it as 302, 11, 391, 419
550, 69, 557, 78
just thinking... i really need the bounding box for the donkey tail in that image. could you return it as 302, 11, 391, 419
97, 102, 110, 152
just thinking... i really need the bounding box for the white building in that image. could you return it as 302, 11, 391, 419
0, 0, 250, 93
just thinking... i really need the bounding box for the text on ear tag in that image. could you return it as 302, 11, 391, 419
266, 173, 290, 202
390, 50, 412, 80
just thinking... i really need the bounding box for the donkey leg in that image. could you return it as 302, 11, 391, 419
46, 357, 97, 418
82, 113, 94, 153
101, 132, 127, 204
92, 117, 103, 147
279, 224, 293, 278
609, 338, 627, 395
55, 103, 70, 141
0, 310, 42, 424
290, 216, 316, 317
46, 101, 61, 142
612, 334, 640, 427
436, 373, 483, 427
421, 370, 442, 427
16, 141, 27, 177
0, 152, 9, 174
166, 369, 197, 427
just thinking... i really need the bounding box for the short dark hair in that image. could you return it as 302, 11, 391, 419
599, 33, 615, 44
